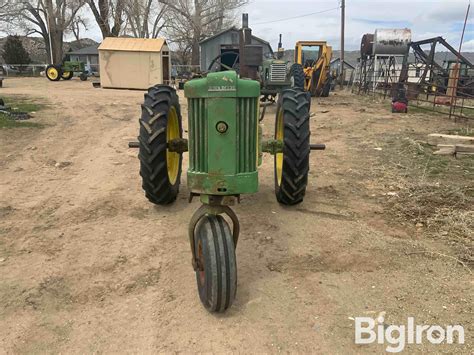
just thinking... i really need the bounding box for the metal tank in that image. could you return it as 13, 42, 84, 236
360, 33, 374, 57
372, 29, 411, 55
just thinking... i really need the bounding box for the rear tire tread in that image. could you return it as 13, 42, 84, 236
274, 88, 311, 205
289, 63, 305, 89
138, 85, 182, 205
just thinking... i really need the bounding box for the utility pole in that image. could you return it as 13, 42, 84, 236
449, 1, 470, 118
340, 0, 345, 88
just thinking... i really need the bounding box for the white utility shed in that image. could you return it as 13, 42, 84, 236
98, 37, 170, 90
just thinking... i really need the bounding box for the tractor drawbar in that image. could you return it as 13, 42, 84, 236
310, 144, 326, 150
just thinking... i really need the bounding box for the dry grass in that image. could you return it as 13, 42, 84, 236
375, 133, 474, 266
388, 182, 473, 264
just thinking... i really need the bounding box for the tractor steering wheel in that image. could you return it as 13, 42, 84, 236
208, 53, 240, 72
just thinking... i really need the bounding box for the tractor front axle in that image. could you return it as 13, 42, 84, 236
129, 138, 188, 153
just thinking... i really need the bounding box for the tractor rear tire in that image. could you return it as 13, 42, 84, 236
138, 85, 183, 205
310, 68, 322, 97
61, 71, 73, 80
289, 63, 305, 89
195, 215, 237, 312
274, 88, 311, 205
46, 65, 61, 81
321, 78, 331, 97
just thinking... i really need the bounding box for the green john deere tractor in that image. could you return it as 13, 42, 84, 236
135, 15, 324, 312
259, 35, 305, 102
45, 61, 88, 81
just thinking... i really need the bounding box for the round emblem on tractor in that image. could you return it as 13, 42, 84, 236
216, 121, 228, 133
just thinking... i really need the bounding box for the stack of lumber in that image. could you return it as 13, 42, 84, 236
427, 134, 474, 157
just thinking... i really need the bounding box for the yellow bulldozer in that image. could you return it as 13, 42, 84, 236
288, 41, 333, 97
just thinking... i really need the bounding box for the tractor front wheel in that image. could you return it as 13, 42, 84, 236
274, 88, 311, 205
61, 71, 73, 80
194, 215, 237, 312
46, 65, 61, 81
138, 85, 183, 205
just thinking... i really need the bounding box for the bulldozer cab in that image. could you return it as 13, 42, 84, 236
294, 41, 326, 66
294, 41, 333, 97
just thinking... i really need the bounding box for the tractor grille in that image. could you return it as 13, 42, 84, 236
270, 62, 287, 82
188, 98, 208, 172
187, 97, 257, 174
237, 97, 258, 173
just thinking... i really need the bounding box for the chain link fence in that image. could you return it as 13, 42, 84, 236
1, 64, 48, 77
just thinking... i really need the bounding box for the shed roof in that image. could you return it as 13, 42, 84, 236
98, 37, 167, 53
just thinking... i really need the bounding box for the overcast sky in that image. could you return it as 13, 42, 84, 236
77, 0, 473, 52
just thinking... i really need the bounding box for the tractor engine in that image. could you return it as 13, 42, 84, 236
184, 70, 260, 196
260, 59, 291, 97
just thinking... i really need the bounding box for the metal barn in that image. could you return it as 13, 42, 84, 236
199, 27, 274, 72
98, 37, 170, 90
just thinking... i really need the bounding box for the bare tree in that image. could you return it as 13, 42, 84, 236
86, 0, 125, 38
1, 0, 85, 64
160, 0, 247, 65
69, 15, 88, 41
123, 0, 166, 38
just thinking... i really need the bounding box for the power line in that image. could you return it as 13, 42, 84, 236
252, 7, 340, 26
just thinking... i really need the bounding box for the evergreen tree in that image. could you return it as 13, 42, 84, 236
2, 36, 31, 65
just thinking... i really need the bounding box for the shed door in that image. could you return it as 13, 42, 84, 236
162, 54, 170, 85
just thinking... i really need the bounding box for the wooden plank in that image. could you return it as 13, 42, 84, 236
437, 144, 474, 153
434, 146, 455, 155
427, 134, 474, 146
434, 143, 474, 156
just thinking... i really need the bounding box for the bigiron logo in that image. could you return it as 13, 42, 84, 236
354, 315, 465, 353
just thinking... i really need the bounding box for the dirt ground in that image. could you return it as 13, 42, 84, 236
0, 78, 472, 353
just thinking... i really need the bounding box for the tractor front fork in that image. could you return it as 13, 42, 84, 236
188, 195, 240, 271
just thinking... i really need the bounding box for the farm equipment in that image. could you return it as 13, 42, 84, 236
45, 61, 88, 81
134, 14, 325, 312
259, 35, 299, 101
293, 41, 333, 97
206, 29, 303, 105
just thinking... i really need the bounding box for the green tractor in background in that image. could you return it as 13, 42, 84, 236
206, 34, 305, 108
259, 34, 305, 103
135, 15, 324, 312
45, 61, 88, 81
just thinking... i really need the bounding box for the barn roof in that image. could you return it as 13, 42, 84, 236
68, 44, 99, 56
98, 37, 167, 53
200, 27, 273, 53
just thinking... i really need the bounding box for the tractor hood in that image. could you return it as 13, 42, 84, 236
184, 71, 260, 98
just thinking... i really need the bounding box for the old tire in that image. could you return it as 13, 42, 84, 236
138, 85, 182, 205
195, 215, 237, 312
61, 71, 73, 80
310, 68, 322, 97
46, 65, 61, 81
289, 63, 305, 89
321, 78, 331, 97
274, 88, 311, 205
79, 73, 88, 81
